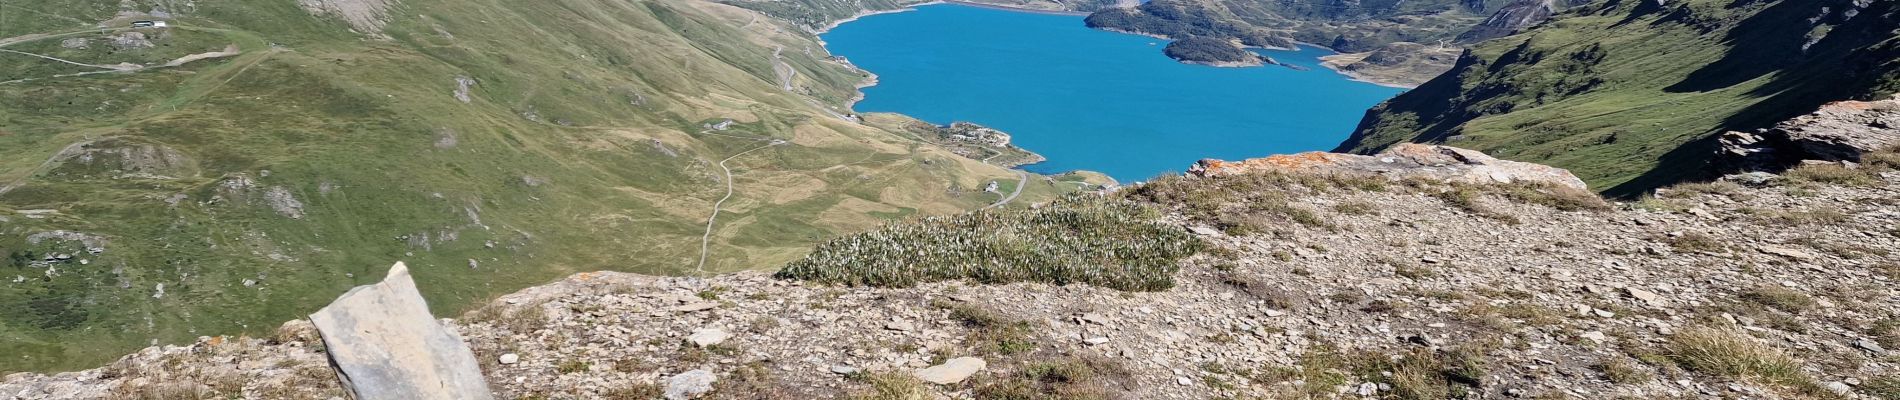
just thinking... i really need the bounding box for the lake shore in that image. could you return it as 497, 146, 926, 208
820, 4, 1405, 181
817, 5, 930, 34
818, 0, 1090, 34
942, 0, 1091, 16
1316, 53, 1422, 90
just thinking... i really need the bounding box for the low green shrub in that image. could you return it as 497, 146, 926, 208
775, 195, 1202, 291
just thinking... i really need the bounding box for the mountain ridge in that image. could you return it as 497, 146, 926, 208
1337, 0, 1900, 194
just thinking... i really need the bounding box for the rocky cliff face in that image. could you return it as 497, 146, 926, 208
1719, 97, 1900, 172
1455, 0, 1556, 43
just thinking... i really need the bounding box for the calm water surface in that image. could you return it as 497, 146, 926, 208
822, 4, 1404, 181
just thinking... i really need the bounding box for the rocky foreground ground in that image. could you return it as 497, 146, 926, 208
4, 104, 1899, 399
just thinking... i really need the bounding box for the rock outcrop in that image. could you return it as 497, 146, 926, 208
1190, 143, 1589, 189
1719, 98, 1900, 172
296, 0, 398, 34
1455, 0, 1556, 43
309, 262, 495, 400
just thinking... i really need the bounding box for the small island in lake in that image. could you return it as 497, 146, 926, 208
1162, 37, 1273, 67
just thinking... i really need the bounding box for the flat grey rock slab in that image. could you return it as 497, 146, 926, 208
914, 357, 986, 384
310, 262, 495, 400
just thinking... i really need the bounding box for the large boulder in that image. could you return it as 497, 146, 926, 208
1716, 98, 1900, 172
309, 262, 494, 400
1190, 144, 1589, 190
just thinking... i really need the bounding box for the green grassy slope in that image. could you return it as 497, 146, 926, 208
1338, 0, 1900, 195
0, 0, 1052, 372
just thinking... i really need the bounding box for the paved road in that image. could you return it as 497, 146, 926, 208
983, 170, 1029, 210
770, 44, 856, 122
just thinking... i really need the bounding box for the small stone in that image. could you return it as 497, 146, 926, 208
665, 369, 717, 400
914, 357, 986, 385
688, 328, 730, 347
498, 353, 519, 365
674, 302, 719, 312
1358, 382, 1378, 396
1084, 337, 1111, 345
1187, 226, 1222, 236
830, 365, 860, 375
1824, 382, 1852, 396
884, 320, 915, 332
1857, 339, 1887, 354
1625, 287, 1662, 305
1580, 331, 1609, 343
1758, 245, 1817, 260
1176, 376, 1193, 386
1593, 309, 1616, 318
1262, 309, 1287, 317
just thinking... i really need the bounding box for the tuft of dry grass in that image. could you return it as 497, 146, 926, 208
1740, 286, 1817, 313
106, 383, 214, 400
1665, 327, 1829, 396
602, 383, 663, 400
972, 355, 1130, 399
1433, 187, 1522, 224
1784, 163, 1879, 186
1498, 182, 1613, 211
1218, 273, 1301, 309
1667, 232, 1726, 253
847, 372, 930, 400
1596, 358, 1652, 384
1663, 181, 1746, 198
1860, 376, 1900, 400
945, 303, 1037, 356
1747, 207, 1851, 225
556, 360, 590, 374
711, 362, 798, 399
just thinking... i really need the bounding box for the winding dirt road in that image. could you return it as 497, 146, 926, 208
694, 139, 781, 275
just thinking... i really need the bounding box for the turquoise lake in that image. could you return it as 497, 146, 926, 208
821, 4, 1406, 182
